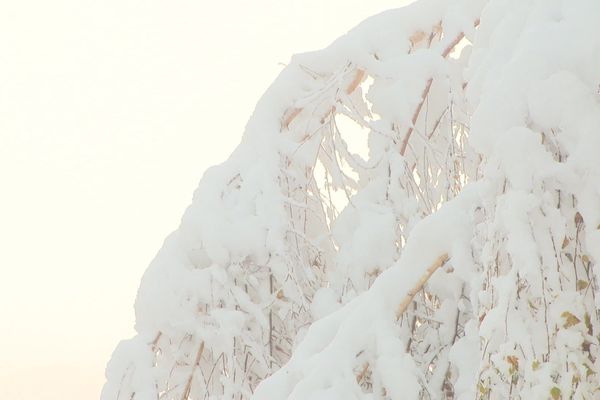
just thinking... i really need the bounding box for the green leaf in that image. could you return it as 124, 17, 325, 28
550, 386, 561, 400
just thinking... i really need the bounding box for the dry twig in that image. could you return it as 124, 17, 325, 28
181, 341, 205, 400
396, 254, 449, 320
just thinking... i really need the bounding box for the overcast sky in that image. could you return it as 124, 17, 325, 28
0, 1, 408, 398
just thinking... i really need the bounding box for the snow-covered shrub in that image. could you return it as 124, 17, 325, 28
103, 0, 600, 398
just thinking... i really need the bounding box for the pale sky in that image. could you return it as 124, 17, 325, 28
0, 1, 407, 398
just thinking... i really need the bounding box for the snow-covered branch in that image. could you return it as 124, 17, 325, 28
103, 0, 600, 399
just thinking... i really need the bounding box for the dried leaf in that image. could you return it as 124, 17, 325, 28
531, 360, 540, 370
575, 211, 584, 226
584, 312, 593, 335
577, 280, 589, 291
506, 355, 519, 373
528, 300, 538, 310
561, 311, 581, 328
565, 253, 573, 262
582, 254, 590, 264
562, 237, 570, 249
478, 382, 489, 396
582, 340, 591, 353
584, 363, 595, 378
282, 107, 303, 130
409, 30, 426, 47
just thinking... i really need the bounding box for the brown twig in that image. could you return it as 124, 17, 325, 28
395, 254, 449, 320
400, 78, 433, 156
346, 69, 365, 95
281, 68, 364, 130
282, 107, 303, 130
400, 19, 480, 156
151, 331, 162, 351
283, 19, 481, 135
180, 341, 205, 400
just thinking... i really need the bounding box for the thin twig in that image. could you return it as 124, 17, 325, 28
346, 69, 365, 95
400, 19, 480, 156
282, 107, 303, 130
396, 254, 449, 320
400, 78, 433, 156
281, 68, 364, 130
180, 341, 205, 400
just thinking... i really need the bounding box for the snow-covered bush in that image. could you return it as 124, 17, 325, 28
103, 0, 600, 398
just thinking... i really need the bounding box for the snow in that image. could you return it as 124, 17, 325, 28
103, 0, 600, 398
